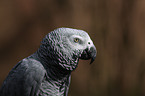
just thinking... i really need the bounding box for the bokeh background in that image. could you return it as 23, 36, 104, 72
0, 0, 145, 96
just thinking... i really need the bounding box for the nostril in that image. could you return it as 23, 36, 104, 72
88, 42, 90, 45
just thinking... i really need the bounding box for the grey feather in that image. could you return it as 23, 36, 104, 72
0, 28, 97, 96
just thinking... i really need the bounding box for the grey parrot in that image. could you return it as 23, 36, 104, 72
0, 28, 96, 96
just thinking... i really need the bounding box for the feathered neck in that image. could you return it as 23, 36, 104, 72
30, 32, 80, 80
31, 43, 78, 80
31, 50, 71, 80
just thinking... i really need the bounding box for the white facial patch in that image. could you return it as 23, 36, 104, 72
69, 35, 92, 50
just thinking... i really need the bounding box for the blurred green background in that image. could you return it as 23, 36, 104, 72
0, 0, 145, 96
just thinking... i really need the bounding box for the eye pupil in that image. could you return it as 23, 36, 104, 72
88, 42, 90, 44
74, 38, 79, 42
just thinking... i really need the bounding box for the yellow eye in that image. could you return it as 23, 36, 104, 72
74, 38, 79, 43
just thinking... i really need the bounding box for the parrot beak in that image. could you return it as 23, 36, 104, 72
79, 45, 97, 64
89, 46, 97, 64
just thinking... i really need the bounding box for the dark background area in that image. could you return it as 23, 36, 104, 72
0, 0, 145, 96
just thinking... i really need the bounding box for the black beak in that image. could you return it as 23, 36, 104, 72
89, 46, 97, 64
79, 45, 97, 64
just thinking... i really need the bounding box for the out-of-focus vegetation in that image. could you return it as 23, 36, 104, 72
0, 0, 145, 96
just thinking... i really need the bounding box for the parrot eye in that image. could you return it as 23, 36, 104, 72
74, 38, 79, 43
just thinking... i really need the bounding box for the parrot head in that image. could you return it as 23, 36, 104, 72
39, 28, 97, 71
